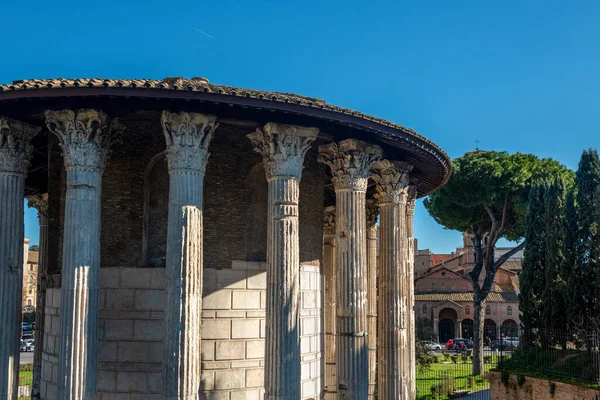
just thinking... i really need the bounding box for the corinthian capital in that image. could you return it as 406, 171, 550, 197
406, 179, 419, 215
366, 199, 379, 230
27, 193, 49, 225
318, 139, 382, 192
45, 109, 124, 172
371, 160, 413, 205
323, 206, 336, 236
0, 117, 40, 176
247, 122, 318, 181
161, 111, 218, 174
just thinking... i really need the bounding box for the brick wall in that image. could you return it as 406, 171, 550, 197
40, 263, 324, 400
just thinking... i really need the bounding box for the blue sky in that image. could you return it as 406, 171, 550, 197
4, 0, 599, 252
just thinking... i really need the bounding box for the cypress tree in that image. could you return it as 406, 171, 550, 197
569, 149, 600, 326
540, 175, 570, 331
519, 180, 547, 330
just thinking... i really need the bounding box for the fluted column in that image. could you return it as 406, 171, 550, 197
0, 118, 39, 400
323, 206, 337, 399
372, 159, 413, 400
161, 111, 218, 399
406, 183, 418, 400
26, 194, 49, 400
46, 109, 122, 400
319, 139, 382, 399
248, 123, 318, 399
366, 199, 379, 400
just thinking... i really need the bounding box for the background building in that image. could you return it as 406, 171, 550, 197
414, 233, 522, 343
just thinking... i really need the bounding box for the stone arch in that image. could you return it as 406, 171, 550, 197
245, 163, 268, 261
501, 319, 519, 337
462, 319, 474, 339
484, 319, 497, 343
142, 152, 169, 267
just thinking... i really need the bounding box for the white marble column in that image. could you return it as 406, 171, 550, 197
0, 117, 39, 400
366, 199, 379, 400
323, 206, 337, 399
406, 183, 418, 400
248, 123, 318, 399
46, 109, 123, 400
26, 194, 49, 400
319, 139, 382, 400
371, 159, 413, 400
161, 111, 218, 399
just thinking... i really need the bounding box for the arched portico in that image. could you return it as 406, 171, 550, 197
433, 300, 463, 342
484, 319, 497, 343
462, 319, 474, 339
501, 319, 519, 337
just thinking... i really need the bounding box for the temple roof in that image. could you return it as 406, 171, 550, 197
0, 77, 452, 197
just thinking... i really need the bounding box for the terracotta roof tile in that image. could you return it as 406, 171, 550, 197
414, 292, 519, 303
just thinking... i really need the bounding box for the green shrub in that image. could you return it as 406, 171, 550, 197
549, 381, 556, 397
451, 355, 459, 364
442, 375, 456, 396
19, 364, 33, 372
461, 354, 469, 363
517, 374, 526, 387
484, 355, 493, 364
468, 375, 476, 388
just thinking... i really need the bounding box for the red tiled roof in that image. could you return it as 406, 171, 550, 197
430, 254, 456, 266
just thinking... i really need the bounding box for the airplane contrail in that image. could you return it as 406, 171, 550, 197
188, 25, 215, 39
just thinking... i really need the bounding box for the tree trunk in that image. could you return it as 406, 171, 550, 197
472, 298, 486, 376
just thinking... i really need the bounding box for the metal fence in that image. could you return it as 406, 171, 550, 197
416, 324, 521, 400
18, 363, 32, 400
497, 328, 600, 385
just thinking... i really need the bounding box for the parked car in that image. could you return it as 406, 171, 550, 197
423, 341, 442, 351
491, 340, 516, 350
446, 338, 473, 351
21, 322, 33, 332
504, 337, 519, 347
24, 339, 35, 352
21, 333, 34, 341
19, 341, 27, 352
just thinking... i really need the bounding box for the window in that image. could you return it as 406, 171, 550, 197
507, 306, 512, 316
486, 305, 491, 315
29, 265, 33, 271
28, 289, 32, 294
28, 275, 33, 284
27, 299, 32, 306
465, 306, 471, 315
422, 305, 427, 314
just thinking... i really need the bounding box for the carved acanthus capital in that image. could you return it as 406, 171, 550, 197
371, 159, 413, 205
406, 179, 420, 216
45, 109, 124, 172
318, 139, 382, 192
161, 111, 218, 174
323, 206, 336, 236
26, 193, 49, 226
0, 117, 40, 176
247, 122, 318, 181
366, 199, 379, 230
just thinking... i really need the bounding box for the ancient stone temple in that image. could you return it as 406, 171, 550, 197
0, 77, 451, 400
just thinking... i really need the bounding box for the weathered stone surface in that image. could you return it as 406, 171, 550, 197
372, 159, 413, 400
0, 117, 38, 400
319, 139, 382, 399
323, 206, 337, 396
406, 183, 418, 400
248, 122, 318, 399
162, 111, 216, 399
366, 199, 379, 400
46, 109, 122, 400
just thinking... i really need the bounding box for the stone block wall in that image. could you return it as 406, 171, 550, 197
40, 263, 324, 399
490, 371, 600, 400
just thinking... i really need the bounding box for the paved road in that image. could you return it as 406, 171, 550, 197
20, 351, 33, 365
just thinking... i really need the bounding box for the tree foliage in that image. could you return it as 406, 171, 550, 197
568, 149, 600, 327
424, 150, 572, 375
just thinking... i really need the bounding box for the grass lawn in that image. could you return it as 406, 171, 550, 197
417, 360, 497, 400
